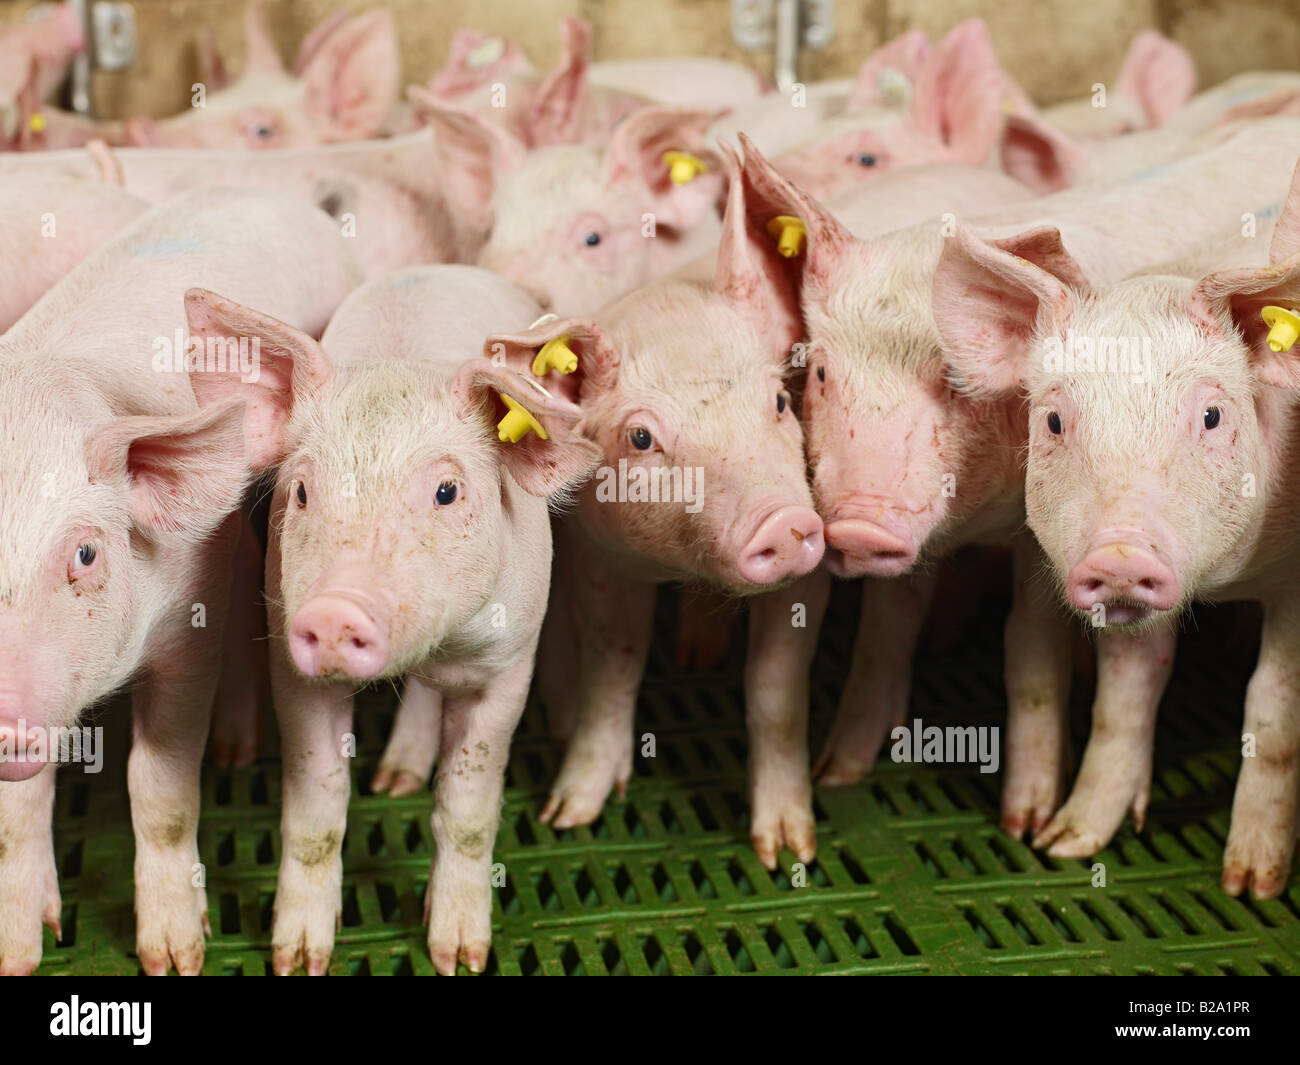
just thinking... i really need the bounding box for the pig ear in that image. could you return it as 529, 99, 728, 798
86, 399, 249, 538
933, 225, 1083, 395
196, 28, 233, 92
241, 0, 284, 76
999, 113, 1088, 194
183, 288, 332, 470
300, 10, 400, 141
846, 29, 931, 111
606, 106, 725, 230
427, 30, 532, 100
714, 140, 802, 351
454, 362, 602, 498
482, 316, 618, 406
1115, 30, 1196, 127
290, 10, 350, 77
1270, 162, 1300, 264
737, 131, 855, 293
411, 89, 526, 221
527, 16, 591, 147
910, 18, 1005, 165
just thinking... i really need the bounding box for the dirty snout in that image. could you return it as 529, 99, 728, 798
288, 585, 392, 681
1065, 530, 1181, 626
735, 504, 825, 586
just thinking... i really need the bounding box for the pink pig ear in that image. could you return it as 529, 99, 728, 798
86, 400, 249, 539
453, 361, 602, 498
933, 224, 1085, 395
1115, 30, 1196, 128
910, 18, 1006, 166
196, 27, 233, 92
300, 10, 400, 141
605, 106, 725, 230
999, 112, 1088, 194
737, 131, 855, 295
527, 16, 591, 147
713, 140, 802, 352
411, 89, 526, 223
482, 316, 618, 406
183, 288, 332, 470
426, 30, 532, 100
290, 10, 350, 77
846, 28, 931, 112
240, 0, 284, 76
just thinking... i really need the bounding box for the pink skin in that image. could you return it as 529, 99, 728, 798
125, 3, 399, 150
185, 266, 599, 975
934, 160, 1300, 897
0, 3, 90, 150
747, 120, 1300, 837
0, 187, 361, 975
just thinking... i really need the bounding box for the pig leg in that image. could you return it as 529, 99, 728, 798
130, 523, 241, 975
745, 569, 829, 870
372, 674, 442, 797
1034, 624, 1175, 857
676, 586, 736, 669
1001, 533, 1073, 839
0, 766, 60, 975
426, 654, 532, 975
537, 525, 579, 742
210, 513, 264, 768
814, 573, 936, 786
538, 544, 656, 828
1222, 597, 1300, 899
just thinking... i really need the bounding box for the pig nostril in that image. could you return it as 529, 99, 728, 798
303, 632, 319, 647
351, 637, 368, 650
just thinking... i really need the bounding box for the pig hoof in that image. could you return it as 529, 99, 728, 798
750, 797, 817, 871
426, 880, 492, 976
0, 870, 60, 976
372, 766, 428, 797
1222, 831, 1293, 900
270, 879, 341, 976
136, 894, 208, 975
539, 786, 610, 829
539, 739, 631, 828
1000, 783, 1061, 841
813, 753, 870, 788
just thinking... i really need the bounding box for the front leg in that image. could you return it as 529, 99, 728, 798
1001, 532, 1073, 838
372, 674, 443, 797
538, 539, 656, 829
0, 766, 59, 975
1034, 623, 1175, 857
130, 518, 240, 975
815, 573, 936, 785
426, 656, 533, 974
1222, 596, 1300, 899
744, 569, 829, 870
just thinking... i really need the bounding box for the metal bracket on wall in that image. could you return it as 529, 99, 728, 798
732, 0, 833, 94
30, 0, 136, 116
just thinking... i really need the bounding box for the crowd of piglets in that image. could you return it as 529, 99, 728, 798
1, 0, 1298, 977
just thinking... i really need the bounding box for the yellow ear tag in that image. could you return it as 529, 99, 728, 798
497, 393, 549, 443
662, 150, 708, 186
1261, 306, 1300, 353
28, 112, 46, 134
532, 335, 578, 376
766, 215, 807, 258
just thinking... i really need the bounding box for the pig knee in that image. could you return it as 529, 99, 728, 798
432, 809, 495, 860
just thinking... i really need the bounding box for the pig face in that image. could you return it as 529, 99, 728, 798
738, 139, 1026, 579
774, 18, 1006, 203
417, 95, 723, 316
933, 209, 1300, 629
183, 290, 599, 682
0, 371, 246, 775
125, 5, 398, 150
485, 145, 824, 593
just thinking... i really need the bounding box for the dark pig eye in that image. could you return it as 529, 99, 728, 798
435, 482, 458, 506
855, 152, 877, 167
1047, 411, 1063, 435
776, 390, 789, 415
629, 427, 653, 451
294, 481, 307, 507
816, 366, 825, 382
1203, 406, 1221, 430
583, 231, 601, 247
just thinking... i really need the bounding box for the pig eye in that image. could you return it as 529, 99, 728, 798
582, 231, 602, 247
1046, 411, 1063, 435
816, 366, 825, 382
69, 542, 98, 580
854, 152, 878, 167
435, 481, 459, 506
293, 480, 308, 508
1203, 406, 1222, 430
776, 390, 789, 415
629, 426, 654, 451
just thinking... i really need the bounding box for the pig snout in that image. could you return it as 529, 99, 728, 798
1066, 538, 1180, 623
0, 696, 47, 782
823, 517, 918, 579
735, 506, 825, 585
289, 595, 390, 680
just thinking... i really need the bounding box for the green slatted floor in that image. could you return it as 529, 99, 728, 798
37, 582, 1300, 975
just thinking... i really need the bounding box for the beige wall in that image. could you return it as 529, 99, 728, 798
3, 0, 1300, 118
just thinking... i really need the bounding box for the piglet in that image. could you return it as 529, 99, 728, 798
933, 163, 1300, 898
185, 265, 599, 975
0, 187, 361, 975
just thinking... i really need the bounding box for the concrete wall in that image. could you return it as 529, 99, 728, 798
3, 0, 1299, 119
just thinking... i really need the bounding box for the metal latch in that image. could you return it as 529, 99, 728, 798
732, 0, 834, 94
29, 1, 136, 116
